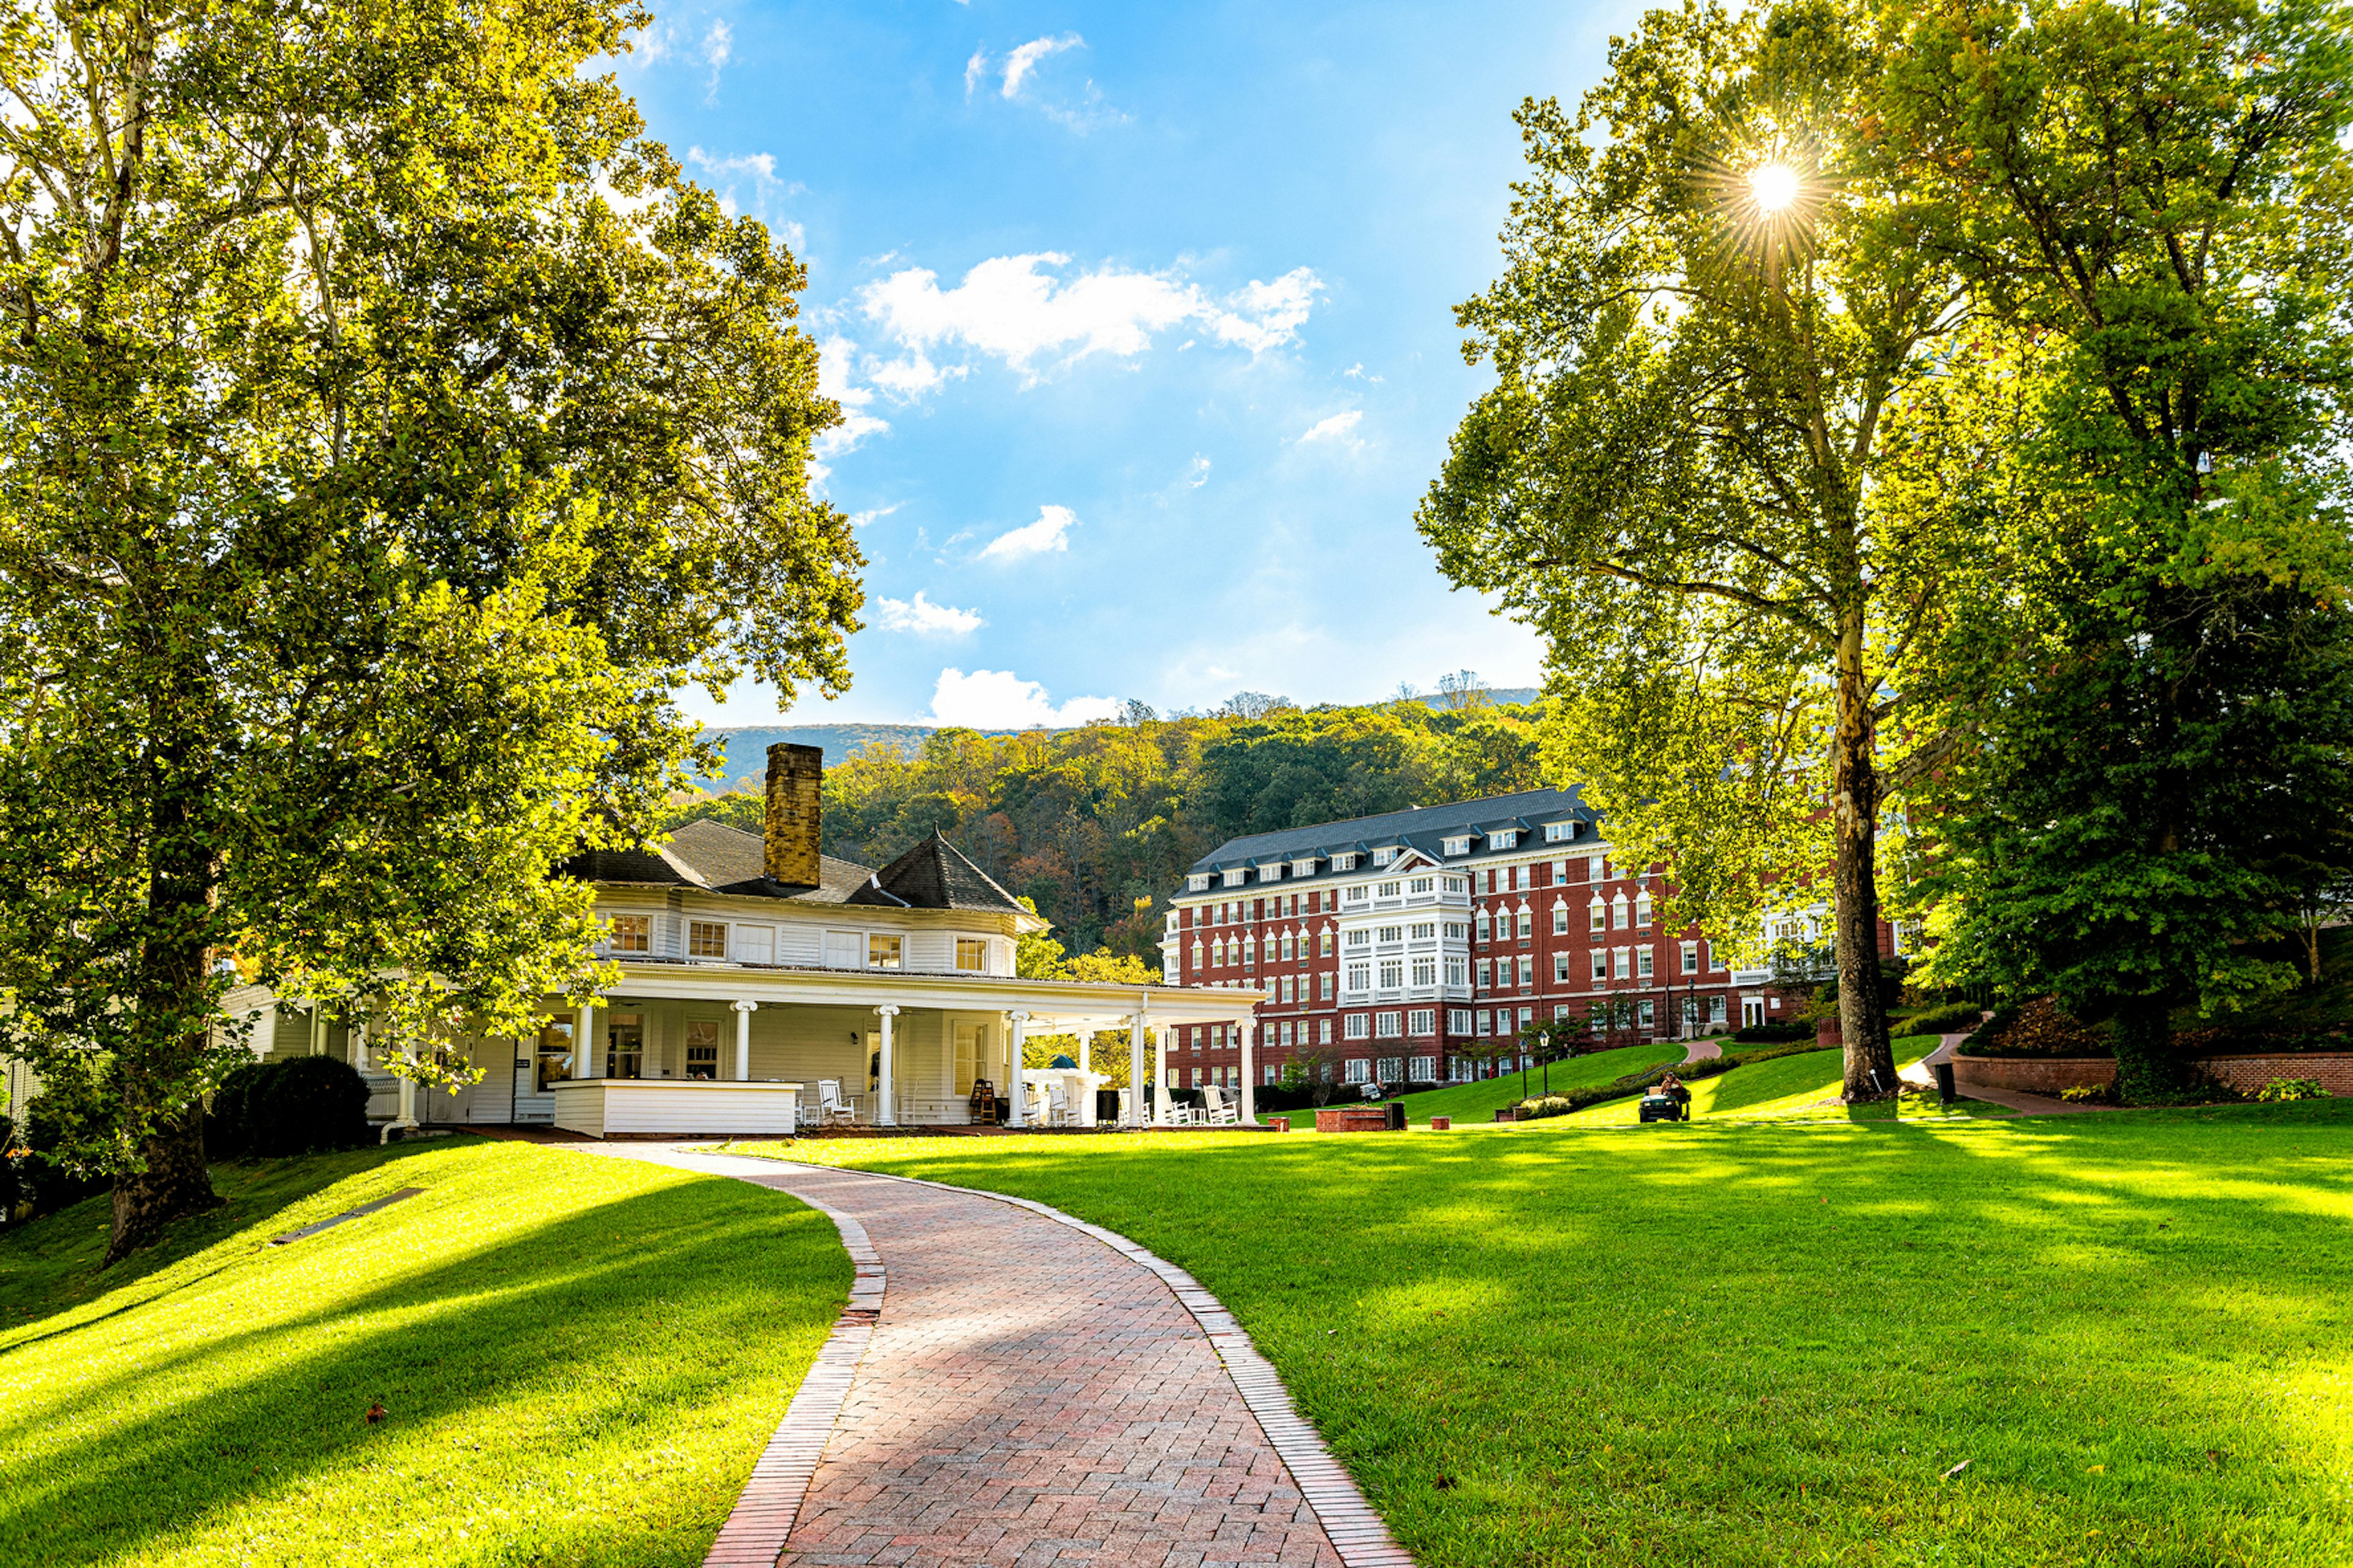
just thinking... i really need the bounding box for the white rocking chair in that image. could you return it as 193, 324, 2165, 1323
1200, 1085, 1240, 1126
816, 1078, 860, 1129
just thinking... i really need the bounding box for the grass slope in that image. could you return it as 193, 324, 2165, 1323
737, 1100, 2353, 1567
0, 1137, 847, 1568
1266, 1041, 1687, 1128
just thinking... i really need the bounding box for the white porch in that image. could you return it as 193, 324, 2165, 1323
410, 964, 1267, 1136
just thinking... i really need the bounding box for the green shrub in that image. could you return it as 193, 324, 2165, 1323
1731, 1020, 1811, 1043
2256, 1077, 2332, 1103
21, 1103, 109, 1218
0, 1114, 23, 1223
2058, 1083, 2115, 1105
244, 1056, 372, 1156
205, 1060, 273, 1157
1904, 1001, 1987, 1036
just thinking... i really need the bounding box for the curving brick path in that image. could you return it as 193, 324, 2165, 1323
590, 1144, 1407, 1568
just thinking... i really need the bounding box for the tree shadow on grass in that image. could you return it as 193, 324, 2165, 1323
0, 1148, 848, 1568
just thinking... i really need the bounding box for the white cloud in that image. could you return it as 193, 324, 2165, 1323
963, 47, 989, 95
691, 147, 773, 181
873, 591, 984, 637
930, 668, 1121, 729
858, 254, 1322, 379
814, 336, 889, 461
1298, 409, 1365, 450
866, 349, 964, 400
978, 504, 1077, 561
684, 146, 805, 244
1001, 33, 1082, 97
847, 503, 901, 529
701, 19, 732, 99
1183, 454, 1211, 488
1342, 362, 1385, 383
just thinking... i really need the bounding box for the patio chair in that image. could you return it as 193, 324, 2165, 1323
816, 1078, 860, 1129
1045, 1081, 1080, 1127
1200, 1085, 1239, 1126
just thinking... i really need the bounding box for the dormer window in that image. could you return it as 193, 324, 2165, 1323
1188, 873, 1212, 892
1544, 822, 1575, 843
1292, 857, 1317, 877
1262, 863, 1283, 882
1442, 836, 1471, 856
1333, 852, 1358, 871
1491, 829, 1519, 850
1222, 868, 1246, 888
1372, 847, 1396, 867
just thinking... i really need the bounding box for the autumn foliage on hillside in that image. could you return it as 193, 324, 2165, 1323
670, 699, 1549, 960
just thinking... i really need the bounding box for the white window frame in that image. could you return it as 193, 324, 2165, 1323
1374, 1012, 1403, 1039
1408, 1009, 1436, 1037
1344, 1013, 1371, 1040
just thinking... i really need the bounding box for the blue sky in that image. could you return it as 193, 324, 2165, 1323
615, 1, 1641, 729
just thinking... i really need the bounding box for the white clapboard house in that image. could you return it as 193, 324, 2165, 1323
224, 744, 1265, 1137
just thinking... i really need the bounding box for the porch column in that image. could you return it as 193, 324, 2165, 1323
1154, 1025, 1170, 1124
1240, 1019, 1256, 1124
1076, 1030, 1093, 1075
875, 1004, 900, 1127
732, 999, 757, 1081
308, 1004, 325, 1056
394, 1049, 419, 1134
1006, 1010, 1030, 1127
576, 998, 599, 1079
1127, 1012, 1148, 1127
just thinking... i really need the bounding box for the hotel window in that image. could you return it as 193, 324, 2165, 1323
1294, 858, 1316, 877
957, 937, 988, 972
867, 934, 903, 970
1554, 952, 1572, 982
1476, 1009, 1492, 1036
1379, 960, 1404, 988
1377, 880, 1402, 898
1346, 1058, 1373, 1083
1412, 957, 1437, 987
1446, 956, 1466, 986
1517, 909, 1534, 938
1408, 1009, 1436, 1037
1344, 884, 1370, 903
1639, 999, 1656, 1029
1280, 975, 1295, 1004
1446, 920, 1468, 940
1682, 942, 1700, 975
1224, 868, 1245, 887
1409, 876, 1434, 894
1347, 928, 1371, 948
1378, 925, 1403, 943
1410, 1055, 1437, 1080
1493, 830, 1518, 850
1375, 1012, 1403, 1039
1213, 1024, 1226, 1048
607, 915, 650, 953
1552, 905, 1569, 935
1241, 936, 1256, 964
1637, 894, 1653, 928
1281, 933, 1295, 961
1710, 996, 1728, 1026
1191, 941, 1205, 971
1592, 952, 1608, 983
605, 1012, 645, 1080
1477, 960, 1493, 988
1639, 949, 1655, 979
1615, 949, 1631, 979
1444, 836, 1470, 855
1476, 911, 1491, 941
1320, 931, 1335, 956
1613, 896, 1631, 929
1411, 921, 1435, 940
1518, 1006, 1535, 1031
683, 1019, 721, 1081
1448, 1008, 1471, 1034
1519, 956, 1536, 986
1212, 939, 1226, 966
1545, 822, 1574, 842
1319, 1018, 1334, 1044
1344, 1013, 1370, 1040
1319, 972, 1335, 1000
1346, 963, 1371, 991
1590, 900, 1606, 933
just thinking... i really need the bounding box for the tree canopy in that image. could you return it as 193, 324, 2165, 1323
0, 0, 861, 1256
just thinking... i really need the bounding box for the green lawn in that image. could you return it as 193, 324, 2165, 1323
1264, 1040, 1691, 1127
0, 1135, 847, 1567
1564, 1036, 1965, 1124
735, 1099, 2353, 1567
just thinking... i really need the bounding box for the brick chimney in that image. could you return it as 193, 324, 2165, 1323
763, 743, 824, 885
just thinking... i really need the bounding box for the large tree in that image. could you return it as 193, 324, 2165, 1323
0, 0, 861, 1258
1419, 0, 1977, 1097
1879, 0, 2353, 1096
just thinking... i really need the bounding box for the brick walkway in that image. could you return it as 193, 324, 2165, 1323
593, 1145, 1401, 1568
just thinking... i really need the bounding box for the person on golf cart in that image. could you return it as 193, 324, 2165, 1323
1658, 1072, 1692, 1120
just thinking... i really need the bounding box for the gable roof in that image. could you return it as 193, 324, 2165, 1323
571, 819, 1033, 920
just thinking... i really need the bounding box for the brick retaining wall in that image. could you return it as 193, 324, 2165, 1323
1314, 1107, 1392, 1133
1950, 1055, 2117, 1094
2195, 1053, 2353, 1096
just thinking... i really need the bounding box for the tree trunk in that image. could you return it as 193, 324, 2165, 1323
2112, 994, 2190, 1105
1832, 632, 1895, 1100
108, 1102, 218, 1262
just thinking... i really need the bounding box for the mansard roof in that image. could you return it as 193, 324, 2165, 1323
1184, 787, 1595, 890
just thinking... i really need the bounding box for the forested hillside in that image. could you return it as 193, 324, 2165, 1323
668, 698, 1548, 958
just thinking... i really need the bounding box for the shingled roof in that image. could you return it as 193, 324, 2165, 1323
860, 831, 1031, 915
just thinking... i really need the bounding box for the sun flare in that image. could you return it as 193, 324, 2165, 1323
1749, 162, 1801, 214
